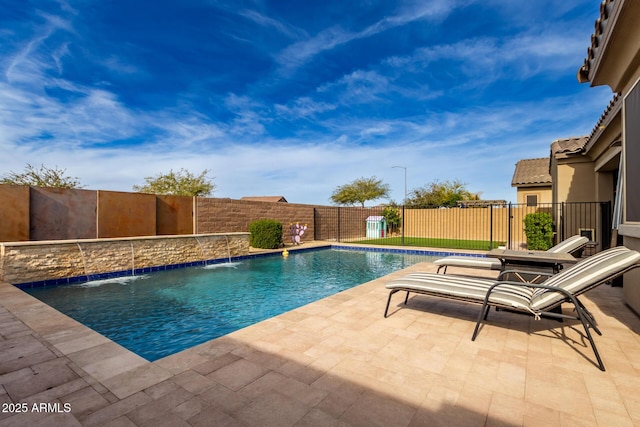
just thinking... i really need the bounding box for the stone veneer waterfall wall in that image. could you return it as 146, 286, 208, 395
0, 233, 249, 285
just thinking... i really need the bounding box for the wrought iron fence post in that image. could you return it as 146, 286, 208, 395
401, 205, 405, 246
560, 202, 565, 243
489, 204, 494, 250
601, 201, 612, 250
507, 202, 512, 249
337, 207, 341, 242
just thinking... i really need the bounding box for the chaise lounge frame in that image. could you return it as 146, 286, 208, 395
384, 246, 640, 371
434, 235, 589, 274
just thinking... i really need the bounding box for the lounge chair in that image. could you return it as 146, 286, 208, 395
434, 235, 590, 274
384, 246, 640, 370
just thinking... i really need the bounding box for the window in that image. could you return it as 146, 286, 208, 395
624, 78, 640, 223
526, 194, 538, 207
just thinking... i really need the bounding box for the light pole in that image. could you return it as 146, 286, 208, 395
392, 166, 407, 205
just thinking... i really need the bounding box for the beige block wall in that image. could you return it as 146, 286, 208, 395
196, 198, 316, 243
0, 233, 249, 285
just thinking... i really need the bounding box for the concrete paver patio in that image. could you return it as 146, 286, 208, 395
1, 252, 640, 426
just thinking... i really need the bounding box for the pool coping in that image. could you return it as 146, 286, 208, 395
0, 242, 482, 399
1, 241, 480, 400
3, 242, 639, 425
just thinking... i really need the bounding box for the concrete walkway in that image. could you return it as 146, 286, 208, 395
1, 255, 640, 426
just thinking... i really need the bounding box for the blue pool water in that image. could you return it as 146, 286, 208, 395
23, 248, 437, 361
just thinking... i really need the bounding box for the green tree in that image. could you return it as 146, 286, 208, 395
381, 205, 401, 235
0, 164, 83, 188
133, 168, 215, 196
330, 176, 390, 207
405, 179, 478, 208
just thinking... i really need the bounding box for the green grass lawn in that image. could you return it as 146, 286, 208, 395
354, 236, 504, 250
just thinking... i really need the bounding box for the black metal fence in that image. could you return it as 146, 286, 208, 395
314, 202, 612, 252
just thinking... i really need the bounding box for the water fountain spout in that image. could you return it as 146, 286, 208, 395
194, 236, 207, 261
76, 243, 88, 277
224, 235, 232, 264
130, 241, 136, 276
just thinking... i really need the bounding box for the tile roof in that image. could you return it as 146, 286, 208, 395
511, 158, 552, 187
550, 136, 588, 159
577, 0, 616, 84
584, 94, 621, 151
241, 196, 288, 203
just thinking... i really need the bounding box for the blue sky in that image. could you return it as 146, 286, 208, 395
1, 0, 613, 205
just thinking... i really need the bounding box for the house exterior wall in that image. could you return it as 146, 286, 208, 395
554, 161, 596, 202
515, 187, 552, 204
623, 238, 640, 316
595, 172, 615, 208
580, 0, 640, 314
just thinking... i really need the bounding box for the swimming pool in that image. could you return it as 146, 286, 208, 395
22, 248, 438, 361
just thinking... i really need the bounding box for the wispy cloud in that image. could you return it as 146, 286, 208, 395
238, 9, 307, 40
386, 30, 587, 84
274, 97, 336, 118
274, 0, 458, 75
0, 0, 610, 204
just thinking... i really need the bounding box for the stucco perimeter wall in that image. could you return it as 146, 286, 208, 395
0, 233, 249, 285
196, 198, 316, 242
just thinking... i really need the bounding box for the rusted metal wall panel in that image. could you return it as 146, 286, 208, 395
0, 184, 30, 242
30, 187, 97, 240
97, 190, 156, 238
156, 195, 193, 235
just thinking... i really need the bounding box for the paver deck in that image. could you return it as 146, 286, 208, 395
1, 248, 640, 426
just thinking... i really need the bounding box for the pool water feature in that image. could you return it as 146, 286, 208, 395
22, 248, 437, 361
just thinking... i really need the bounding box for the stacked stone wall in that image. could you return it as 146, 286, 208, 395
0, 233, 249, 285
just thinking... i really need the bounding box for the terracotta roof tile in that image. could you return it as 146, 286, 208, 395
550, 136, 588, 159
585, 94, 621, 150
577, 0, 616, 83
511, 158, 552, 187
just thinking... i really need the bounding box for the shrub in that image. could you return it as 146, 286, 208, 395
523, 212, 554, 250
249, 219, 283, 249
381, 206, 401, 234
